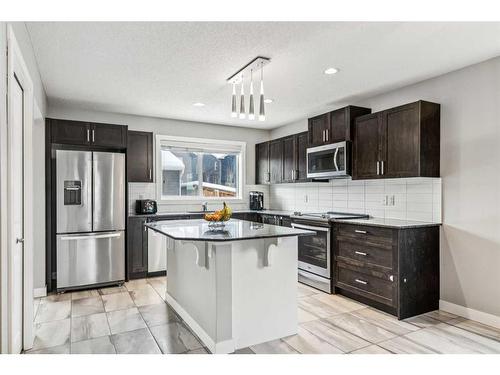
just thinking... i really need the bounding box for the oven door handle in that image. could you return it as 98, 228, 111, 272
292, 223, 330, 232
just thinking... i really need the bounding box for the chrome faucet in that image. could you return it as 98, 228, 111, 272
202, 202, 208, 212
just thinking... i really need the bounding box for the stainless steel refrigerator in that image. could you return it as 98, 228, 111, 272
56, 150, 125, 290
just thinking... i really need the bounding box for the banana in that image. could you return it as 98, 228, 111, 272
203, 202, 232, 222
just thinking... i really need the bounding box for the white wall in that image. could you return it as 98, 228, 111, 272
271, 56, 500, 319
47, 105, 271, 213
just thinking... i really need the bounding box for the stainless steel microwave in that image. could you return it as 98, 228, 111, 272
307, 141, 350, 179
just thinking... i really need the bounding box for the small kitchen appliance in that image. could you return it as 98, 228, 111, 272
249, 191, 264, 210
136, 199, 158, 215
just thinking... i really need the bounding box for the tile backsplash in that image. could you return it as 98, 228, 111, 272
128, 183, 269, 214
269, 177, 441, 223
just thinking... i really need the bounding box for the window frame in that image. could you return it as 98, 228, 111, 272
155, 134, 246, 204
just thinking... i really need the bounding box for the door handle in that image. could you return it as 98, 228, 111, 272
381, 160, 384, 175
86, 129, 90, 142
16, 238, 24, 244
60, 233, 121, 241
354, 230, 367, 234
326, 129, 329, 142
149, 169, 152, 180
376, 161, 380, 175
322, 130, 325, 142
333, 147, 339, 171
92, 129, 95, 143
354, 251, 367, 256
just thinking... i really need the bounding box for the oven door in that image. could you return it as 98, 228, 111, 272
292, 222, 331, 278
307, 141, 348, 178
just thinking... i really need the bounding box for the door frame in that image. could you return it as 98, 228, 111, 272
0, 24, 34, 353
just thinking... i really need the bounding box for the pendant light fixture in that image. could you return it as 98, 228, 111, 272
231, 83, 237, 118
248, 69, 255, 120
227, 56, 270, 121
239, 75, 246, 119
258, 62, 265, 122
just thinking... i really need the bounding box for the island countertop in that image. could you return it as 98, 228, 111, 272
145, 218, 314, 242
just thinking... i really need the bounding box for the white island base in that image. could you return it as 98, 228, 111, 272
164, 236, 298, 354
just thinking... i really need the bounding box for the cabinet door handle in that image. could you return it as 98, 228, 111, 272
381, 160, 384, 175
92, 129, 95, 143
86, 129, 90, 142
354, 230, 367, 234
355, 251, 367, 256
376, 161, 380, 175
355, 278, 368, 285
326, 129, 329, 142
149, 169, 152, 180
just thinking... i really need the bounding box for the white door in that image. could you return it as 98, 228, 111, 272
4, 25, 34, 354
9, 74, 24, 354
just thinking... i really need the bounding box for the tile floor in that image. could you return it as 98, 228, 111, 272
26, 277, 500, 354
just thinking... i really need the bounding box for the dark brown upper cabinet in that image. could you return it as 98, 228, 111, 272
127, 131, 154, 182
269, 140, 283, 184
49, 118, 127, 149
282, 135, 296, 183
308, 106, 371, 147
352, 113, 382, 180
255, 131, 309, 185
90, 123, 127, 149
50, 119, 91, 146
308, 113, 330, 146
295, 132, 309, 182
353, 100, 440, 180
255, 141, 270, 184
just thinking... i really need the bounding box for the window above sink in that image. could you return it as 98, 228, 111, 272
156, 135, 246, 203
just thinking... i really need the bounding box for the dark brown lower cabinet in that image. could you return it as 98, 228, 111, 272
334, 223, 440, 319
127, 217, 148, 280
231, 212, 262, 222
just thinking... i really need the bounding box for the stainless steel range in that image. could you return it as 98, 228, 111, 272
291, 211, 368, 293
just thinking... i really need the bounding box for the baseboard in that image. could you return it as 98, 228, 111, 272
439, 299, 500, 329
165, 292, 235, 354
33, 287, 47, 298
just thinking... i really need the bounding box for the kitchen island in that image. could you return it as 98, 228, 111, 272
145, 219, 313, 354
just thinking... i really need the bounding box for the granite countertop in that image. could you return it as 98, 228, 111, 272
333, 217, 441, 229
145, 218, 314, 242
130, 209, 295, 218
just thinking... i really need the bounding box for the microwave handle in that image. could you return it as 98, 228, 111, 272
333, 147, 339, 171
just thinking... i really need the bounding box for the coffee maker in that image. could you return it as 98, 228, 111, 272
249, 191, 264, 210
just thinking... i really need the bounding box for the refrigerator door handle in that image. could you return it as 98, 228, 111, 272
59, 232, 122, 241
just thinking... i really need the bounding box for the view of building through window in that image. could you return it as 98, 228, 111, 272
160, 147, 239, 199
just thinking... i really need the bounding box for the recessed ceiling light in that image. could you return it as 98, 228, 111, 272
264, 98, 274, 104
324, 67, 339, 75
193, 102, 205, 107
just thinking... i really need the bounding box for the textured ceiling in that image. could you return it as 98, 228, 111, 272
27, 22, 500, 129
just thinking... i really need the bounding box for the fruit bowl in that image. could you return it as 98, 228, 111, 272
203, 202, 232, 223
